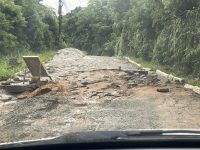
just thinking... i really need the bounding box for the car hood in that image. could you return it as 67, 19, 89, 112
1, 130, 200, 149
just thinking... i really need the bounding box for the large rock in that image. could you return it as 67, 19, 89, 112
1, 81, 11, 86
157, 88, 170, 93
1, 79, 14, 85
13, 76, 23, 82
0, 94, 12, 102
1, 84, 30, 93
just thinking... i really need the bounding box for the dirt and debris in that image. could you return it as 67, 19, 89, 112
0, 48, 200, 143
157, 88, 170, 93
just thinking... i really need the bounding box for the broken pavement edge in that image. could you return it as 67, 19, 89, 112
124, 57, 200, 95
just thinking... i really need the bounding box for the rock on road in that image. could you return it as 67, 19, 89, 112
0, 48, 200, 143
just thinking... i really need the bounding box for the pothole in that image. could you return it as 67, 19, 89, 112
17, 69, 161, 101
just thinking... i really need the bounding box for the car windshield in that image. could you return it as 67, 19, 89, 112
0, 0, 200, 144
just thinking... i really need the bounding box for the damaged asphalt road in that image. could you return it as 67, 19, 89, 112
0, 48, 200, 143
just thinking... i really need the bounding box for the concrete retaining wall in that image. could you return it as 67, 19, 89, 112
184, 84, 200, 95
125, 57, 142, 68
156, 70, 185, 84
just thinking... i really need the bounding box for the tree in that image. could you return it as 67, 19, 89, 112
0, 0, 26, 55
14, 0, 58, 51
63, 0, 114, 55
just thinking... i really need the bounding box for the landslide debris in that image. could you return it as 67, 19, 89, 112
16, 69, 162, 100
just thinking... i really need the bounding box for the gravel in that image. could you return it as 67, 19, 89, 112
0, 48, 200, 143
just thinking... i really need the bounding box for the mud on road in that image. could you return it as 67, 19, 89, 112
0, 48, 200, 143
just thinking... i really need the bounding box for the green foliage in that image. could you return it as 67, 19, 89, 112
15, 0, 59, 51
62, 0, 200, 78
1, 0, 199, 80
0, 0, 26, 55
0, 49, 56, 80
0, 0, 59, 55
63, 1, 114, 55
0, 0, 58, 79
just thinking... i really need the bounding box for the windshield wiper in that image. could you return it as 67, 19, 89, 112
114, 130, 200, 141
120, 130, 200, 136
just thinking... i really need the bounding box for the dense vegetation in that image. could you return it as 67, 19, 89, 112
0, 0, 58, 80
63, 0, 200, 78
0, 0, 200, 81
0, 0, 58, 55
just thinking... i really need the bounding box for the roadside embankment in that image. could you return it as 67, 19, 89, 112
125, 57, 200, 95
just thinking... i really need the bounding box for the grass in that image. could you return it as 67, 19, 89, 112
0, 50, 56, 80
129, 56, 200, 87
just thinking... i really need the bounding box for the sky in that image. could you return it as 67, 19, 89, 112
41, 0, 88, 14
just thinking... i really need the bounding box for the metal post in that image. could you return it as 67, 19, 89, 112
58, 0, 63, 49
23, 69, 27, 85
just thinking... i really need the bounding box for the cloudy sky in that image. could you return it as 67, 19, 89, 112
41, 0, 88, 14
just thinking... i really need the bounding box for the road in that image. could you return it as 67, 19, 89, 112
0, 48, 200, 143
